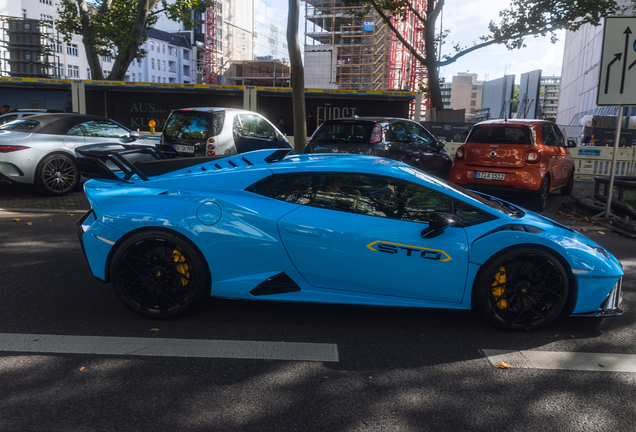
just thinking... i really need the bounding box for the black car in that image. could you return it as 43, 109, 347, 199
304, 117, 452, 178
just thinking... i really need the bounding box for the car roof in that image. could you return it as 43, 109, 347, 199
326, 117, 408, 123
3, 113, 121, 135
171, 107, 252, 114
475, 119, 553, 126
270, 153, 416, 176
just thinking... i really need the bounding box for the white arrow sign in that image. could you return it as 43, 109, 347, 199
597, 16, 636, 106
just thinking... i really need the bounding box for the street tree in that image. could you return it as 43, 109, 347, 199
56, 0, 211, 81
344, 0, 629, 110
287, 0, 307, 152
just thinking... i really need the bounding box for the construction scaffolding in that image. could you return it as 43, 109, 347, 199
0, 16, 62, 79
204, 2, 220, 84
305, 0, 428, 115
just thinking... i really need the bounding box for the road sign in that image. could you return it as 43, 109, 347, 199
597, 16, 636, 106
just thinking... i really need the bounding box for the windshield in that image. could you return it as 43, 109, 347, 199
0, 119, 40, 131
468, 125, 533, 145
399, 165, 523, 217
311, 121, 373, 144
163, 111, 224, 145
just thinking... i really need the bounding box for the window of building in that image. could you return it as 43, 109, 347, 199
102, 55, 111, 63
472, 85, 478, 90
22, 9, 27, 18
470, 100, 476, 106
242, 37, 246, 50
471, 92, 477, 99
67, 43, 78, 56
152, 75, 155, 82
216, 1, 222, 13
86, 68, 90, 79
169, 61, 176, 73
183, 65, 190, 76
183, 50, 190, 61
163, 77, 166, 83
162, 44, 166, 54
162, 60, 166, 71
151, 58, 155, 69
138, 73, 141, 81
40, 0, 52, 5
40, 14, 53, 22
67, 65, 79, 78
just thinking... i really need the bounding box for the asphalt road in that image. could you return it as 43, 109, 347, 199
1, 186, 636, 431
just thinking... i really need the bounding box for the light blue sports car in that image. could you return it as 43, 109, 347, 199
75, 146, 623, 330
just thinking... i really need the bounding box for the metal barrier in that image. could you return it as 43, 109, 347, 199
442, 142, 636, 182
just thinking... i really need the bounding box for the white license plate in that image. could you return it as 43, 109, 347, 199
475, 171, 505, 181
175, 144, 195, 153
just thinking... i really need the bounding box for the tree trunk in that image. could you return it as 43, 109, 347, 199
423, 2, 443, 110
287, 0, 307, 153
77, 0, 103, 80
109, 0, 159, 81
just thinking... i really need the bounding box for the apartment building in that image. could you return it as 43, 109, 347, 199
449, 72, 483, 121
539, 75, 560, 120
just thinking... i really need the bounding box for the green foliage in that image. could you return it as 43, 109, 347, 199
56, 0, 211, 78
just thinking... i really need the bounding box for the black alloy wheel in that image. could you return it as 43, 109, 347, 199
561, 170, 574, 196
110, 231, 209, 319
474, 248, 569, 331
35, 153, 79, 196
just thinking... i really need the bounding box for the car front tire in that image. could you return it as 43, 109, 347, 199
473, 247, 569, 331
110, 230, 210, 319
35, 153, 80, 196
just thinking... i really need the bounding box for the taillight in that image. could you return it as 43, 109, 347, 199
0, 145, 29, 153
525, 149, 540, 164
455, 145, 466, 160
370, 124, 382, 143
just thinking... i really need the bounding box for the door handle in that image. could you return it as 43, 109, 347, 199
286, 226, 319, 237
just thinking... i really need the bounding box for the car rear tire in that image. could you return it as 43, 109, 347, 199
110, 230, 209, 319
35, 153, 80, 196
560, 170, 574, 195
532, 176, 550, 211
473, 248, 569, 331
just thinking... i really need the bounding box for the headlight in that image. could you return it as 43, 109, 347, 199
586, 244, 609, 258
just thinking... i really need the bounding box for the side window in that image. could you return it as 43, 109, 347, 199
312, 173, 452, 222
407, 123, 436, 148
232, 115, 243, 142
0, 115, 18, 125
551, 124, 565, 147
454, 200, 496, 226
252, 174, 319, 205
541, 124, 557, 146
240, 114, 276, 140
67, 124, 85, 136
77, 120, 130, 138
389, 122, 411, 143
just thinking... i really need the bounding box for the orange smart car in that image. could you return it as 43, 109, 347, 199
448, 119, 576, 210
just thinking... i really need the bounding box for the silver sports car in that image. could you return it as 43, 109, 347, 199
0, 113, 155, 196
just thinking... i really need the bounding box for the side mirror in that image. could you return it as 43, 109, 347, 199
130, 131, 141, 140
435, 140, 445, 150
421, 212, 462, 238
567, 139, 577, 148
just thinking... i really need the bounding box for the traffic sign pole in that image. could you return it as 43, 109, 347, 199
604, 106, 624, 218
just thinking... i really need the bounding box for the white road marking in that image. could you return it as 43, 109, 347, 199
0, 333, 339, 362
482, 349, 636, 372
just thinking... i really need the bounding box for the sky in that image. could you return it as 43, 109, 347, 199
260, 0, 566, 84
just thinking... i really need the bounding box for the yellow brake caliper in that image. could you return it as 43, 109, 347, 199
173, 250, 190, 286
492, 266, 507, 309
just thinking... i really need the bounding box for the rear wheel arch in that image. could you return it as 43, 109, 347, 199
104, 226, 211, 285
34, 151, 80, 196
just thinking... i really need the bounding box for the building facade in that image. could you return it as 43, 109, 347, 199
1, 0, 195, 84
449, 72, 483, 121
539, 75, 560, 120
